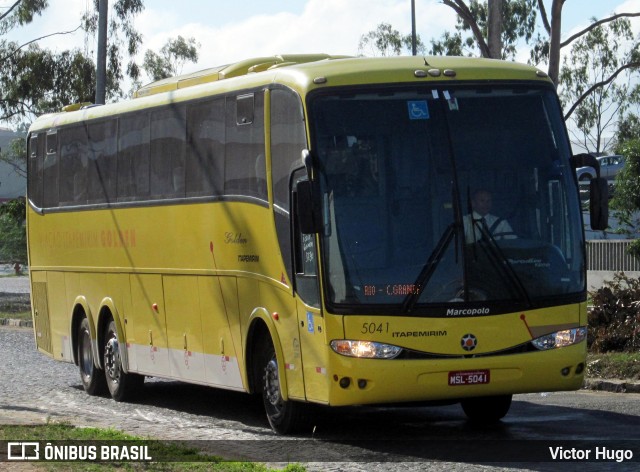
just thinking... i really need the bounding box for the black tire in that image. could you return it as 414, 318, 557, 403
103, 319, 144, 402
77, 317, 107, 396
257, 337, 310, 434
461, 394, 512, 423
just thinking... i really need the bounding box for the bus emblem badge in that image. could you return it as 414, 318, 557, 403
461, 334, 477, 351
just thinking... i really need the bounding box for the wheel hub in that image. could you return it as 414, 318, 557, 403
264, 358, 281, 407
104, 337, 121, 382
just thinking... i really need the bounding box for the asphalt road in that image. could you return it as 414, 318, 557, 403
1, 325, 639, 471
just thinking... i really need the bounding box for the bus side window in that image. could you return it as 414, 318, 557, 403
59, 125, 89, 206
225, 93, 267, 200
43, 131, 59, 208
88, 121, 117, 203
118, 113, 150, 201
186, 97, 225, 197
270, 88, 307, 285
28, 134, 44, 208
150, 106, 187, 199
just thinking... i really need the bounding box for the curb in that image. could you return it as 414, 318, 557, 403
583, 378, 640, 394
0, 317, 33, 328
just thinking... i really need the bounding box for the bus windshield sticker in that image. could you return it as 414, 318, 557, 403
407, 101, 429, 120
448, 98, 459, 111
431, 89, 438, 99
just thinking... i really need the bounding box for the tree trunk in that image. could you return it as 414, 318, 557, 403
487, 0, 503, 59
547, 0, 563, 87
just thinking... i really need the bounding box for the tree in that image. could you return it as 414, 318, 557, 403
0, 197, 26, 265
434, 0, 538, 59
81, 0, 145, 99
358, 22, 425, 57
559, 18, 640, 154
438, 1, 640, 153
615, 112, 640, 148
0, 126, 26, 178
610, 139, 640, 258
1, 0, 146, 127
142, 36, 200, 82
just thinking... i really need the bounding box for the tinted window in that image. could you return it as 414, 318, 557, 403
271, 88, 306, 211
59, 126, 89, 206
88, 121, 117, 203
225, 93, 266, 200
186, 98, 225, 197
118, 113, 150, 201
150, 106, 186, 198
28, 134, 44, 208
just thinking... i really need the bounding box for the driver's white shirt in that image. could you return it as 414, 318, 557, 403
463, 211, 514, 244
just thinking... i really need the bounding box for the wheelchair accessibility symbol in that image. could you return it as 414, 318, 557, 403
407, 100, 429, 120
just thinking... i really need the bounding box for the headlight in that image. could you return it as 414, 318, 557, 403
531, 327, 587, 350
330, 340, 403, 359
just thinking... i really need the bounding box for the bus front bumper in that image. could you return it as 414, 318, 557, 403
322, 342, 586, 406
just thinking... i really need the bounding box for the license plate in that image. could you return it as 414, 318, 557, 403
448, 369, 490, 386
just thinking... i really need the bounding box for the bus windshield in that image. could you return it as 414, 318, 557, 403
309, 84, 584, 314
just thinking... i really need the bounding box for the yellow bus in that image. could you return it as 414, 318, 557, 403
27, 54, 608, 434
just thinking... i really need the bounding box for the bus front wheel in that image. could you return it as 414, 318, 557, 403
77, 317, 107, 396
461, 394, 512, 423
103, 319, 144, 402
257, 337, 310, 434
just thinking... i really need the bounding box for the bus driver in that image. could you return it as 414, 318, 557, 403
463, 189, 515, 244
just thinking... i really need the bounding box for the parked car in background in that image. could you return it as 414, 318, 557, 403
576, 154, 625, 181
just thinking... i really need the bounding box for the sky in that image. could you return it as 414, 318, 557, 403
4, 0, 639, 81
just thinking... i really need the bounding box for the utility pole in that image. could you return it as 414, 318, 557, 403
411, 0, 417, 56
95, 0, 108, 105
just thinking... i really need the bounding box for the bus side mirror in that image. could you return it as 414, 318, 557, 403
590, 177, 609, 231
296, 180, 321, 234
572, 153, 601, 176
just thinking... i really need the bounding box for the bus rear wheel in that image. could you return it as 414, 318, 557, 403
257, 337, 310, 434
461, 394, 512, 423
77, 317, 107, 396
103, 319, 144, 402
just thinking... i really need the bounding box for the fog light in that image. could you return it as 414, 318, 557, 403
561, 367, 571, 376
339, 377, 351, 389
357, 379, 367, 389
575, 363, 585, 374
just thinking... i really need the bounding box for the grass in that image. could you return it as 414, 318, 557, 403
0, 423, 305, 471
586, 352, 640, 380
0, 309, 31, 320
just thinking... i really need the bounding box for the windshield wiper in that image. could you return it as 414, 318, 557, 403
475, 225, 532, 307
402, 223, 456, 313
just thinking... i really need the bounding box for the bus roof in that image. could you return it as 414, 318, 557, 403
29, 55, 551, 132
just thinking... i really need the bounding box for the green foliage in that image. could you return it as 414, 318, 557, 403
588, 272, 640, 353
358, 22, 425, 57
610, 139, 640, 250
143, 36, 200, 81
559, 18, 638, 153
615, 113, 640, 151
0, 43, 96, 122
433, 0, 537, 59
0, 197, 26, 264
0, 133, 26, 177
82, 0, 145, 96
1, 0, 146, 124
